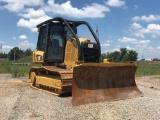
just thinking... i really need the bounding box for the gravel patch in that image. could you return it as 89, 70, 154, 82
0, 74, 160, 120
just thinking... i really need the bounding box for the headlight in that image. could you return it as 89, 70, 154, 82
36, 55, 42, 61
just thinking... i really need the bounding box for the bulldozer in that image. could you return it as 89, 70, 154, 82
29, 17, 143, 106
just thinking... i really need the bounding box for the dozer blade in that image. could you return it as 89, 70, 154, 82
72, 63, 143, 106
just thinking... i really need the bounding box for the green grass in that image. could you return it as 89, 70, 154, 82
0, 56, 39, 77
136, 61, 160, 76
0, 57, 160, 77
0, 61, 12, 73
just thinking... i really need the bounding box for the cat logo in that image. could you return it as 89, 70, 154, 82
88, 44, 93, 48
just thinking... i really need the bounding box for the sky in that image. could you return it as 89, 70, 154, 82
0, 0, 160, 60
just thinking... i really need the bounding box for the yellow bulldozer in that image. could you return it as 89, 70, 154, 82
29, 17, 143, 106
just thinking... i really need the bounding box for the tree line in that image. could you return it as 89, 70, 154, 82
0, 47, 32, 60
101, 48, 138, 62
0, 47, 138, 62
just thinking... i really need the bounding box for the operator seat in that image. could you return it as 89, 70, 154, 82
52, 39, 60, 48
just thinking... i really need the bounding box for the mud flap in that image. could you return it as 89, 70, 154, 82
72, 63, 143, 106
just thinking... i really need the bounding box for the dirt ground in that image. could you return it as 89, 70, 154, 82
0, 74, 160, 120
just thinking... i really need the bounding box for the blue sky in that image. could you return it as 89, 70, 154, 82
0, 0, 160, 60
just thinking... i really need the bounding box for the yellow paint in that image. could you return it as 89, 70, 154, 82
79, 37, 91, 43
64, 39, 78, 69
30, 72, 36, 83
36, 75, 62, 90
103, 59, 112, 63
32, 50, 44, 63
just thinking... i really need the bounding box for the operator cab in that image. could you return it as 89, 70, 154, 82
36, 17, 101, 64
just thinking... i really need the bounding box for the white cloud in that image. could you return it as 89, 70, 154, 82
119, 37, 137, 43
18, 8, 46, 19
113, 45, 121, 51
0, 0, 44, 6
126, 45, 132, 50
131, 22, 142, 29
0, 0, 44, 12
135, 44, 155, 59
139, 40, 150, 44
3, 45, 13, 49
1, 0, 109, 18
17, 15, 52, 32
101, 43, 110, 47
105, 0, 125, 7
43, 0, 110, 18
1, 41, 35, 53
2, 45, 14, 53
151, 35, 157, 38
101, 39, 113, 47
130, 22, 144, 38
130, 23, 160, 38
18, 40, 35, 50
101, 41, 158, 59
19, 35, 27, 40
106, 40, 113, 43
101, 44, 121, 54
1, 0, 111, 32
157, 46, 160, 49
132, 15, 160, 22
142, 24, 160, 38
145, 24, 160, 33
118, 37, 150, 44
3, 3, 24, 12
15, 1, 110, 32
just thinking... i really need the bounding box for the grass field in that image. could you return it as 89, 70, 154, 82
0, 56, 35, 77
136, 61, 160, 76
0, 56, 160, 77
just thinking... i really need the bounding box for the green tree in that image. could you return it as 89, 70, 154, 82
0, 53, 8, 58
8, 47, 24, 60
108, 51, 121, 62
102, 48, 138, 62
127, 50, 138, 61
24, 48, 32, 56
120, 48, 127, 62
